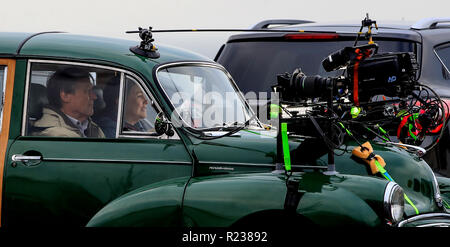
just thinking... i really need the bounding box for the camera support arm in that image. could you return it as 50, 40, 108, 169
354, 13, 379, 46
324, 84, 338, 174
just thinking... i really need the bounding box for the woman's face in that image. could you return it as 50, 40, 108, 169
124, 84, 148, 124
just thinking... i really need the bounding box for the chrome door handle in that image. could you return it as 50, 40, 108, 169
12, 154, 42, 162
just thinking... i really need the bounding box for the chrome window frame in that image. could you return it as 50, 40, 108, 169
22, 59, 178, 140
118, 74, 179, 139
115, 72, 125, 138
154, 61, 261, 130
0, 65, 7, 130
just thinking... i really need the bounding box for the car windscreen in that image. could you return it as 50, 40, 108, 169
156, 64, 255, 129
217, 40, 417, 98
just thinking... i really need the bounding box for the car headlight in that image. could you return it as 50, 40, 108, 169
384, 182, 405, 224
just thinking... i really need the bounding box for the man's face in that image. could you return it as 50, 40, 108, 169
61, 78, 97, 121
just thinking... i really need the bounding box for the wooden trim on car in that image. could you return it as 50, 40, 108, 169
0, 59, 16, 227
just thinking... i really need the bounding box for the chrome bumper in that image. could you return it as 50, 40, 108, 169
397, 213, 450, 227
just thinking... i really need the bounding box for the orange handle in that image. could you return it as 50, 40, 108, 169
352, 141, 386, 174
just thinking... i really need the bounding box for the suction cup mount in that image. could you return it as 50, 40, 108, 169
126, 27, 160, 59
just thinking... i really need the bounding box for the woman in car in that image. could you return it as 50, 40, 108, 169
122, 81, 152, 132
96, 77, 152, 137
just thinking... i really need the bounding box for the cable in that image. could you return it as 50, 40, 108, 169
413, 83, 448, 152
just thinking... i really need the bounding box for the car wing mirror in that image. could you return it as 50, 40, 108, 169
155, 112, 174, 137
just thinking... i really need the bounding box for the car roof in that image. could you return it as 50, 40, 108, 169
226, 27, 422, 43
284, 21, 406, 29
0, 32, 34, 54
226, 19, 450, 43
0, 32, 211, 68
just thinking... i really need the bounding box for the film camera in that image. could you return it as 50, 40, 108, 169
275, 43, 419, 104
273, 43, 425, 172
272, 15, 447, 175
273, 42, 447, 166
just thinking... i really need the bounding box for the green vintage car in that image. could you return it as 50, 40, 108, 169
0, 29, 448, 227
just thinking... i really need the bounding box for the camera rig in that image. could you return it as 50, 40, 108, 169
272, 15, 449, 175
124, 16, 448, 176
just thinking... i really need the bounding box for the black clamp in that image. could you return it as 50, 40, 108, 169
366, 152, 376, 161
284, 178, 303, 212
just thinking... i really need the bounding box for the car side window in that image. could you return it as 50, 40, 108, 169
120, 76, 158, 135
25, 62, 120, 138
435, 44, 450, 80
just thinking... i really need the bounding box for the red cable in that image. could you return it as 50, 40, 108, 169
353, 62, 360, 106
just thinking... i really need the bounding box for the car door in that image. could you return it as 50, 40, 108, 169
2, 60, 192, 226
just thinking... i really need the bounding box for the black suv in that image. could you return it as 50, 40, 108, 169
215, 18, 450, 177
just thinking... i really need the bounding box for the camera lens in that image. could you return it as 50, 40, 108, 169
291, 73, 334, 98
276, 70, 337, 102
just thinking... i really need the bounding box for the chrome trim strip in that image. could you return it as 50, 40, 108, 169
27, 59, 131, 73
290, 165, 328, 169
397, 213, 450, 227
381, 141, 426, 155
115, 72, 124, 139
417, 223, 450, 227
199, 161, 274, 167
431, 171, 444, 208
43, 157, 191, 165
119, 134, 178, 139
209, 166, 234, 171
16, 32, 65, 55
199, 161, 327, 169
21, 61, 32, 136
1, 66, 7, 128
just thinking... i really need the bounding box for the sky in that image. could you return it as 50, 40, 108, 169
1, 0, 449, 58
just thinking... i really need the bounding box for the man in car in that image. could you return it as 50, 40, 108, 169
32, 67, 105, 138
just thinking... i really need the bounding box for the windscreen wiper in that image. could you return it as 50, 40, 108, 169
182, 115, 257, 140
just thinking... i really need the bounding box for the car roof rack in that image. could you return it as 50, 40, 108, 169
251, 19, 315, 30
411, 17, 450, 30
